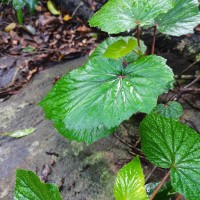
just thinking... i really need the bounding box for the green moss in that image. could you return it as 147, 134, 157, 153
83, 152, 104, 165
70, 141, 85, 156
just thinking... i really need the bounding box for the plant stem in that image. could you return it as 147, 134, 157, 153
151, 25, 157, 54
136, 25, 141, 49
149, 170, 170, 200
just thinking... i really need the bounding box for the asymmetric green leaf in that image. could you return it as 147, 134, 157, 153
90, 36, 147, 62
39, 55, 173, 143
14, 169, 62, 200
89, 0, 174, 34
140, 113, 200, 200
155, 0, 200, 36
114, 156, 147, 200
153, 101, 183, 120
104, 38, 137, 59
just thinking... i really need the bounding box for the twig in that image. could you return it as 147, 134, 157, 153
71, 2, 84, 18
169, 76, 200, 101
185, 75, 200, 88
151, 25, 157, 54
114, 133, 143, 154
145, 166, 157, 183
149, 170, 170, 200
178, 60, 199, 78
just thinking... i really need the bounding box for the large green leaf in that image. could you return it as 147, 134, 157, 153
155, 0, 200, 36
89, 0, 174, 34
14, 169, 62, 200
104, 38, 137, 60
39, 55, 173, 143
153, 101, 183, 120
140, 113, 200, 200
90, 36, 147, 62
114, 156, 147, 200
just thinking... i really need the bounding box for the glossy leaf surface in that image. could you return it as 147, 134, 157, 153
89, 0, 174, 34
140, 113, 200, 200
90, 36, 147, 62
155, 0, 200, 36
153, 101, 183, 120
39, 55, 173, 143
114, 156, 147, 200
14, 169, 62, 200
104, 38, 137, 59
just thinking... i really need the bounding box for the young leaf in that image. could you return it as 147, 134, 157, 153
155, 0, 200, 36
39, 55, 173, 143
104, 38, 137, 59
14, 169, 62, 200
0, 127, 36, 138
140, 113, 200, 200
153, 101, 183, 120
89, 0, 174, 34
90, 36, 147, 62
114, 156, 147, 200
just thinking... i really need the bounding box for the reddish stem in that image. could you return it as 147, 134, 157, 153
151, 25, 157, 54
136, 25, 141, 49
149, 170, 170, 200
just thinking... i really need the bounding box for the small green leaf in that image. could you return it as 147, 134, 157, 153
140, 113, 200, 200
155, 0, 200, 36
14, 169, 62, 200
89, 0, 174, 34
13, 0, 26, 10
22, 46, 36, 52
24, 0, 38, 14
39, 55, 174, 143
0, 127, 36, 138
104, 38, 137, 59
114, 156, 147, 200
153, 101, 183, 120
146, 182, 175, 200
90, 36, 147, 62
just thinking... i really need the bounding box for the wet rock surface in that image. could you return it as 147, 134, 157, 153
0, 57, 130, 200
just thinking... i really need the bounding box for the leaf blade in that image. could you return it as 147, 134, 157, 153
155, 0, 200, 36
104, 38, 137, 59
90, 36, 147, 62
114, 156, 147, 200
89, 0, 174, 34
140, 113, 200, 200
14, 169, 62, 200
39, 55, 174, 143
